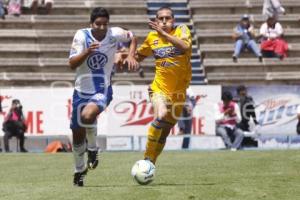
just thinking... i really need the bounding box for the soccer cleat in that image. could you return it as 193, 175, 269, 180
144, 157, 155, 165
73, 168, 88, 187
87, 150, 99, 170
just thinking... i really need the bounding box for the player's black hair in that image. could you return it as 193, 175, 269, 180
221, 91, 233, 102
90, 7, 110, 23
156, 6, 174, 18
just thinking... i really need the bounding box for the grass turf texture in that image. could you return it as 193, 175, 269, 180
0, 150, 299, 200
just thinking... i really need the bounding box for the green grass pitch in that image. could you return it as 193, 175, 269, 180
0, 150, 299, 200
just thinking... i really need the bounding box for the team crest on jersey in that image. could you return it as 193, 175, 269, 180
109, 36, 117, 44
87, 52, 108, 71
153, 40, 159, 46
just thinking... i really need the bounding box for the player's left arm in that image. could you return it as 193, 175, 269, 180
149, 21, 191, 53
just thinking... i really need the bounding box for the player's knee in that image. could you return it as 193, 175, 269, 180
157, 107, 168, 120
80, 111, 96, 125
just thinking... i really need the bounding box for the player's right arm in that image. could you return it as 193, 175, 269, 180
68, 30, 99, 70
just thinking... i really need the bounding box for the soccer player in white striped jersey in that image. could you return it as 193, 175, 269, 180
69, 7, 138, 186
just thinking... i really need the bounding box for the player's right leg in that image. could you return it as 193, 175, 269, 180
72, 127, 87, 186
70, 90, 90, 186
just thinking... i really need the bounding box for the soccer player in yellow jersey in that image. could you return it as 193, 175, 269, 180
136, 6, 192, 164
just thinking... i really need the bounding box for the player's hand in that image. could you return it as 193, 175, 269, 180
148, 21, 167, 37
87, 42, 100, 54
123, 55, 139, 71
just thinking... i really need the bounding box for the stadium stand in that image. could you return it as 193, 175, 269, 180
0, 0, 206, 86
0, 0, 150, 86
190, 0, 300, 84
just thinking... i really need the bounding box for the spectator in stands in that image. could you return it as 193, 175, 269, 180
260, 16, 288, 59
235, 85, 258, 132
263, 0, 285, 20
114, 41, 144, 77
178, 88, 196, 149
2, 99, 27, 152
232, 14, 262, 63
297, 105, 300, 135
178, 87, 196, 135
7, 0, 21, 16
0, 0, 6, 19
215, 91, 244, 151
27, 0, 53, 14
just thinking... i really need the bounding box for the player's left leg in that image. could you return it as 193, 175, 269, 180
144, 92, 170, 163
144, 92, 185, 164
84, 87, 113, 170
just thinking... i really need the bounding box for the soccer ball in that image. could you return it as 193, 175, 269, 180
131, 160, 156, 185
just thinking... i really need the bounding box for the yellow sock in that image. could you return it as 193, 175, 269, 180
144, 124, 162, 164
153, 126, 171, 162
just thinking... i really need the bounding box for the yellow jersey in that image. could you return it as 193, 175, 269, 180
138, 24, 192, 97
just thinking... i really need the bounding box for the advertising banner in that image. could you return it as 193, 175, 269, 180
0, 85, 221, 136
223, 85, 300, 135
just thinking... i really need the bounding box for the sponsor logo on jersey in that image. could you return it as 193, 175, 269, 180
153, 46, 183, 59
87, 52, 108, 71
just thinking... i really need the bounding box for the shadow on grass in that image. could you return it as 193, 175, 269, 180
84, 182, 217, 188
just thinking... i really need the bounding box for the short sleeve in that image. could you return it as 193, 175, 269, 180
69, 30, 85, 58
111, 27, 134, 43
137, 34, 152, 57
177, 24, 192, 47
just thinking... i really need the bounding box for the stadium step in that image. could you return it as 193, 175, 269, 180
0, 15, 149, 30
200, 43, 300, 58
193, 14, 300, 29
0, 28, 150, 44
207, 71, 300, 85
196, 28, 300, 44
190, 0, 300, 15
148, 7, 189, 16
204, 57, 300, 74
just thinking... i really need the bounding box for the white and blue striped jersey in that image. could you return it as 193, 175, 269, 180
69, 27, 133, 94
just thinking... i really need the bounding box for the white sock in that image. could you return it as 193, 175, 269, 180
86, 127, 98, 151
73, 142, 86, 173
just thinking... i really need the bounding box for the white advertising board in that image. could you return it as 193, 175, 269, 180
0, 85, 220, 136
